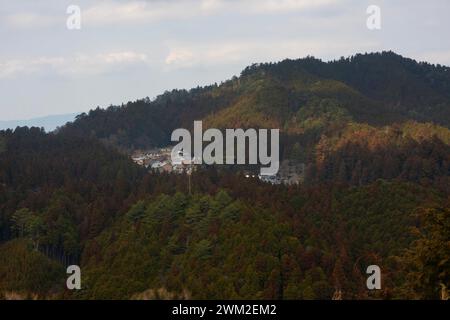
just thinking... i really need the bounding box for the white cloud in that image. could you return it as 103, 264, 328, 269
0, 51, 150, 78
4, 12, 61, 29
164, 38, 379, 69
232, 0, 341, 14
81, 0, 342, 26
165, 49, 195, 66
2, 0, 341, 29
200, 0, 226, 13
83, 0, 216, 26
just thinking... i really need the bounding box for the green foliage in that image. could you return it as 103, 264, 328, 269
292, 97, 351, 134
126, 200, 147, 223
72, 181, 444, 300
0, 239, 64, 296
243, 51, 450, 127
10, 209, 44, 247
78, 191, 291, 299
399, 206, 450, 299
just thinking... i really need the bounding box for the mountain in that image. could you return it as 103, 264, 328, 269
0, 51, 449, 300
61, 51, 450, 151
60, 51, 450, 189
0, 113, 79, 132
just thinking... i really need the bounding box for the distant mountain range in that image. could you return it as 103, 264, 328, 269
0, 113, 79, 132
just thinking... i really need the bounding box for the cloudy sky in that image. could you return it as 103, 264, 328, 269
1, 0, 449, 121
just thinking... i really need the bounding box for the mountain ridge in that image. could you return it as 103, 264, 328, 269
59, 51, 450, 151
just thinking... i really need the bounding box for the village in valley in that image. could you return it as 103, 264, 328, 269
131, 147, 195, 175
131, 148, 305, 185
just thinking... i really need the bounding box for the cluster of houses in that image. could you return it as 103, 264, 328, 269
243, 160, 305, 185
131, 148, 195, 175
131, 148, 305, 184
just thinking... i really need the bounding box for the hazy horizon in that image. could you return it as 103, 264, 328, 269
0, 112, 79, 131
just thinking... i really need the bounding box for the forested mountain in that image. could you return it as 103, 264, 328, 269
0, 52, 449, 300
241, 52, 450, 126
61, 51, 450, 150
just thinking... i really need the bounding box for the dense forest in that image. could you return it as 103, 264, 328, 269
0, 52, 449, 299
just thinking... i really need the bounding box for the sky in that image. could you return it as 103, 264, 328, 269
0, 0, 449, 121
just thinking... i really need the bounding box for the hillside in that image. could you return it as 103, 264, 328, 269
1, 130, 447, 299
61, 51, 450, 151
77, 182, 446, 299
0, 51, 449, 300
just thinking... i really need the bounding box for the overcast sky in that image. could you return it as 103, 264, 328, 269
0, 0, 449, 121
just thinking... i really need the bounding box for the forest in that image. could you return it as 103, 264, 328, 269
0, 51, 449, 300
